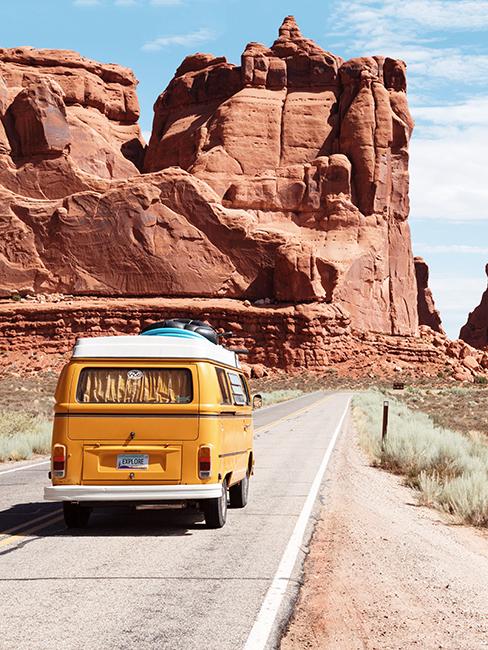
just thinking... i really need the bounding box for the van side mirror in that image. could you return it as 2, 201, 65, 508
252, 394, 263, 409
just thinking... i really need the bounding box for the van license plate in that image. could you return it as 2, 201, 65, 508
117, 454, 149, 470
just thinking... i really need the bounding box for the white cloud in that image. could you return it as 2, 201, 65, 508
402, 1, 488, 29
150, 0, 183, 5
343, 0, 488, 32
407, 97, 488, 221
114, 0, 138, 5
412, 97, 488, 127
331, 1, 488, 84
430, 277, 486, 313
142, 27, 215, 51
416, 244, 488, 254
73, 0, 101, 5
410, 120, 488, 221
419, 275, 486, 337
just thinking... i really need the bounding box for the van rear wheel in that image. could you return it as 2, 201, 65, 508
63, 502, 91, 529
202, 480, 228, 529
229, 472, 249, 508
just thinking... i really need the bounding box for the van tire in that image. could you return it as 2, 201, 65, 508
229, 472, 249, 508
63, 502, 91, 529
202, 480, 228, 528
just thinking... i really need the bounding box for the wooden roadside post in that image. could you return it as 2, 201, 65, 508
381, 400, 389, 452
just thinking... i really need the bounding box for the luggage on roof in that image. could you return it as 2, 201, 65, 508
140, 319, 219, 345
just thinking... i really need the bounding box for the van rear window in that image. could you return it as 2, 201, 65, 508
227, 372, 250, 406
76, 368, 193, 404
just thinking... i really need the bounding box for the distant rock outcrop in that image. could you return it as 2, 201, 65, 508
460, 264, 488, 349
0, 47, 144, 180
415, 257, 444, 333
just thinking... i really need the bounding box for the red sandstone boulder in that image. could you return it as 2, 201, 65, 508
463, 356, 479, 371
8, 77, 70, 157
0, 47, 144, 183
460, 264, 488, 350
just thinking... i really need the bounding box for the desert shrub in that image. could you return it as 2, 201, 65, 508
259, 389, 304, 406
0, 410, 51, 462
353, 391, 488, 527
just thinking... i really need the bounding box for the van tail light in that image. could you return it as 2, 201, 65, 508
52, 444, 67, 479
198, 445, 212, 479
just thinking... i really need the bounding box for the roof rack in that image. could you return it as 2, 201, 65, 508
140, 319, 221, 345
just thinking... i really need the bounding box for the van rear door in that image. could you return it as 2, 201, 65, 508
67, 364, 199, 483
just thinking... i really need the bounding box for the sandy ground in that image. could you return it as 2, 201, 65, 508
281, 420, 488, 650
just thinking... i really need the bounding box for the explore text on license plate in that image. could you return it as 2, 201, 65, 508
117, 454, 149, 470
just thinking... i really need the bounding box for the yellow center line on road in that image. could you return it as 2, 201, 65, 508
0, 513, 64, 549
254, 393, 332, 433
0, 509, 62, 538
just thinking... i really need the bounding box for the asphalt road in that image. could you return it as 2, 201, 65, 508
0, 391, 350, 650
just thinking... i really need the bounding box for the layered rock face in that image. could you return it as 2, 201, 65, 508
1, 18, 420, 351
145, 16, 418, 334
2, 298, 487, 382
415, 257, 444, 333
460, 264, 488, 349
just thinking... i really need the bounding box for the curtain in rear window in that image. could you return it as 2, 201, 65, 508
76, 368, 192, 404
215, 367, 232, 405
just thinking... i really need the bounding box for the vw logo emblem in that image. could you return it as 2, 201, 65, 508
127, 369, 143, 380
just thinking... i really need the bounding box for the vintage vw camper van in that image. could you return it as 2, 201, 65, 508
44, 320, 254, 529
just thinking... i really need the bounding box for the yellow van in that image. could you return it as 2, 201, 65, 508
44, 320, 254, 529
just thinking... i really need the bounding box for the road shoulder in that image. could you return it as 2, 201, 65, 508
280, 419, 488, 649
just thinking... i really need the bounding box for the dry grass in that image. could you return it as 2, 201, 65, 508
258, 389, 304, 406
386, 385, 488, 438
354, 391, 488, 527
0, 410, 51, 461
0, 372, 57, 418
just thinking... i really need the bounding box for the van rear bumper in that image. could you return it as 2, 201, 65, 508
44, 484, 222, 502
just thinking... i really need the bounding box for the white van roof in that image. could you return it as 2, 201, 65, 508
72, 335, 241, 368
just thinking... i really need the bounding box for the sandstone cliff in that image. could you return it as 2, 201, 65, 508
460, 264, 488, 350
145, 16, 418, 335
0, 16, 431, 370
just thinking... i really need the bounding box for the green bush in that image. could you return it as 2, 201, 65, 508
0, 410, 51, 462
354, 391, 488, 527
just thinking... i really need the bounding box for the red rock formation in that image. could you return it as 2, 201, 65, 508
1, 298, 486, 382
144, 16, 418, 335
0, 47, 143, 185
460, 264, 488, 349
414, 257, 444, 333
0, 17, 421, 364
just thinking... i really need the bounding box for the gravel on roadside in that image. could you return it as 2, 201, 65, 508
281, 419, 488, 650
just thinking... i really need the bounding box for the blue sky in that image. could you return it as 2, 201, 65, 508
1, 0, 487, 338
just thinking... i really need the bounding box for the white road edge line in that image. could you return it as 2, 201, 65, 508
243, 395, 351, 650
0, 459, 50, 477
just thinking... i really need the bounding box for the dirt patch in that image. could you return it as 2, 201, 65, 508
388, 386, 488, 438
0, 372, 57, 418
281, 420, 488, 649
